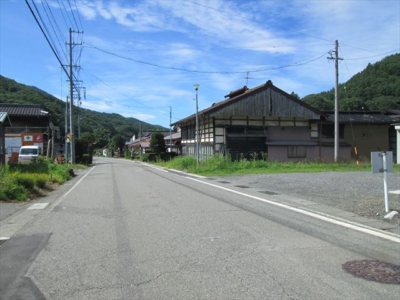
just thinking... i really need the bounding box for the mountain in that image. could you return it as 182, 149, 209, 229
302, 53, 400, 111
0, 75, 167, 140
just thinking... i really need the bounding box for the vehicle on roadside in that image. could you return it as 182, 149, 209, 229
18, 145, 41, 163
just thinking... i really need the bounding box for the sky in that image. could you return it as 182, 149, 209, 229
1, 0, 399, 129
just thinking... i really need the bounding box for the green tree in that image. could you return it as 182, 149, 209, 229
290, 92, 300, 99
302, 94, 334, 110
80, 132, 95, 145
150, 132, 166, 155
109, 134, 126, 157
340, 97, 366, 111
93, 127, 111, 147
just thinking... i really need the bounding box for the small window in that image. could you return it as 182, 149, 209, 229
288, 146, 306, 158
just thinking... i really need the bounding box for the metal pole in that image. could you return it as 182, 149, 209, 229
334, 40, 339, 162
194, 84, 199, 166
69, 28, 75, 164
65, 96, 69, 163
382, 152, 389, 213
169, 106, 172, 153
77, 90, 81, 139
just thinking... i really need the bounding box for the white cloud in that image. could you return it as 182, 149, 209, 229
76, 2, 97, 20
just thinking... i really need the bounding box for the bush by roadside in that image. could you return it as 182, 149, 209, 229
0, 158, 84, 202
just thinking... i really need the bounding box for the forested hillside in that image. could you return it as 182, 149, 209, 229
302, 53, 400, 111
0, 75, 167, 140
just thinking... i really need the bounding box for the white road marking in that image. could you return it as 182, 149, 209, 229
389, 190, 400, 194
185, 176, 400, 244
27, 203, 49, 210
49, 166, 96, 209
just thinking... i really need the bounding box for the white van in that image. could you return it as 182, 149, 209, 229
18, 145, 41, 163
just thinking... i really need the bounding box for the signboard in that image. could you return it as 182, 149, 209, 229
22, 133, 43, 146
371, 151, 393, 174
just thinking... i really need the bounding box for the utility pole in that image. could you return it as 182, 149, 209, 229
68, 28, 74, 163
194, 84, 200, 167
67, 28, 83, 164
328, 40, 342, 162
169, 106, 172, 153
139, 122, 142, 161
65, 96, 69, 163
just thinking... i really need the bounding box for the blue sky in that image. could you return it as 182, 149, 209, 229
1, 0, 399, 129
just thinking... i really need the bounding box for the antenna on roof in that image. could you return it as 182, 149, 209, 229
245, 71, 253, 86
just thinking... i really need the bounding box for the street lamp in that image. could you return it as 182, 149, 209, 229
194, 84, 200, 167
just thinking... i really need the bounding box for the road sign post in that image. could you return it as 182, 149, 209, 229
371, 151, 393, 213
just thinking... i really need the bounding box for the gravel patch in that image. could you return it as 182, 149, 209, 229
218, 171, 400, 226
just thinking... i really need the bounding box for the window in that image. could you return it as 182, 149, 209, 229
288, 146, 306, 158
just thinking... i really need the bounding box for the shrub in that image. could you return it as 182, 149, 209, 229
0, 168, 29, 201
34, 174, 48, 189
49, 164, 73, 184
9, 159, 50, 174
12, 173, 35, 190
4, 184, 28, 201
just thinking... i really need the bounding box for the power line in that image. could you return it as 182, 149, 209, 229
73, 0, 84, 30
58, 0, 74, 28
25, 0, 68, 79
67, 0, 80, 31
41, 0, 68, 62
343, 48, 400, 60
84, 41, 329, 74
81, 68, 158, 110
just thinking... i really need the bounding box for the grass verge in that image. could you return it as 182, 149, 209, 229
155, 155, 399, 177
0, 158, 86, 201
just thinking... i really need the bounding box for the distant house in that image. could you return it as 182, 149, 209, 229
0, 103, 52, 162
164, 131, 181, 154
125, 132, 152, 155
172, 80, 398, 162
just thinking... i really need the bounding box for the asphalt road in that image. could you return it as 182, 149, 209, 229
1, 157, 399, 299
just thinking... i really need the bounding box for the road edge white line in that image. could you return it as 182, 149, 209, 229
185, 176, 400, 243
49, 166, 96, 210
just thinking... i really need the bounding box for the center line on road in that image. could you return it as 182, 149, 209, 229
185, 176, 400, 244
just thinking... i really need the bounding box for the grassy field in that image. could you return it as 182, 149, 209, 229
156, 155, 400, 177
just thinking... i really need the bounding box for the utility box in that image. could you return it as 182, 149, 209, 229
371, 151, 393, 174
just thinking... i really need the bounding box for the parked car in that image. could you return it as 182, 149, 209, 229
18, 145, 41, 163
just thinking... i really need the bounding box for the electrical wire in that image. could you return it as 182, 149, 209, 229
73, 0, 84, 31
25, 0, 68, 78
81, 68, 157, 110
344, 48, 400, 61
84, 41, 329, 74
67, 0, 80, 30
41, 0, 68, 63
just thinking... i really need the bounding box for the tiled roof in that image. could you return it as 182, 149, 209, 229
172, 80, 323, 125
164, 132, 181, 140
323, 111, 400, 124
0, 112, 11, 125
0, 104, 49, 116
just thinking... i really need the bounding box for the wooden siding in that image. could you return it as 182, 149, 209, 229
209, 88, 320, 120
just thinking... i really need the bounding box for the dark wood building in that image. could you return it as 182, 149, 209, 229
0, 104, 52, 162
173, 81, 399, 162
